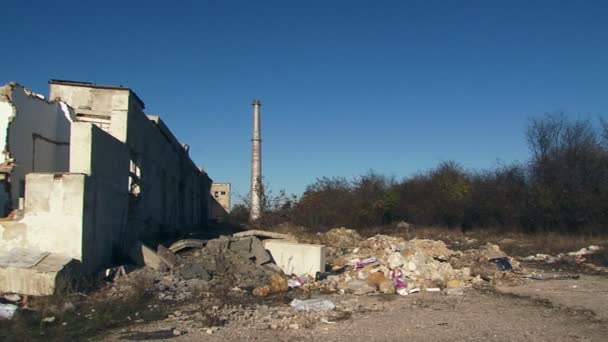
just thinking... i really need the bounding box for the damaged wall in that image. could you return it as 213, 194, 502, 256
0, 83, 73, 216
0, 122, 129, 273
49, 80, 212, 240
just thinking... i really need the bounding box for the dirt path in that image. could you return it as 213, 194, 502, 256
103, 276, 608, 342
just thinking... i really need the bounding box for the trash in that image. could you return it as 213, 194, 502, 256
168, 239, 206, 253
525, 274, 580, 281
290, 298, 335, 312
391, 268, 408, 296
0, 303, 18, 320
104, 266, 128, 282
2, 294, 21, 302
354, 257, 378, 269
315, 265, 349, 281
489, 258, 512, 271
41, 316, 56, 323
288, 275, 309, 288
425, 287, 441, 292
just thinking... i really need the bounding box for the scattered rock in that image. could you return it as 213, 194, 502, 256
253, 286, 271, 297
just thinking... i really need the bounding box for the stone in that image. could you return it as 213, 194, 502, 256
185, 278, 209, 291
230, 237, 271, 266
157, 245, 177, 268
342, 280, 376, 295
253, 286, 271, 297
445, 287, 464, 296
379, 280, 395, 294
446, 279, 464, 288
177, 264, 211, 281
129, 241, 162, 270
388, 252, 404, 269
366, 271, 387, 287
270, 273, 288, 293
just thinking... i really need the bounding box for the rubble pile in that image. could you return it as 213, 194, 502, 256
313, 228, 523, 294
523, 245, 604, 264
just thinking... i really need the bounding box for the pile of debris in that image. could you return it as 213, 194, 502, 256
523, 245, 604, 264
313, 228, 523, 296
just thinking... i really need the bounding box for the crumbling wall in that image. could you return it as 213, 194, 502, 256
47, 81, 212, 241
0, 83, 73, 215
126, 112, 211, 239
0, 123, 129, 273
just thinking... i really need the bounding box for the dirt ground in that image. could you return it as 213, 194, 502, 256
102, 268, 608, 342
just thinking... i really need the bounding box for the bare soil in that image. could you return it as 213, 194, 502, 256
101, 271, 608, 342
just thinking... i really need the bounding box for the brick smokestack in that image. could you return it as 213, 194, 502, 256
250, 99, 262, 221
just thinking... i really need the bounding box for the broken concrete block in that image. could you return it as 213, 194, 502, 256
263, 240, 326, 277
233, 230, 293, 240
157, 245, 177, 269
129, 241, 162, 270
0, 249, 81, 296
230, 237, 271, 266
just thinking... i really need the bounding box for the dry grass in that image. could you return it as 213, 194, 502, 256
0, 273, 167, 342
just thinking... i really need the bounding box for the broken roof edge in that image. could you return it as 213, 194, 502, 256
146, 114, 209, 176
48, 79, 146, 110
0, 82, 72, 108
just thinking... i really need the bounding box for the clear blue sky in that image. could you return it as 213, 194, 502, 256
2, 1, 607, 202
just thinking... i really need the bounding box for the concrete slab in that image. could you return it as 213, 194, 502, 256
0, 250, 80, 295
129, 241, 162, 270
263, 240, 326, 277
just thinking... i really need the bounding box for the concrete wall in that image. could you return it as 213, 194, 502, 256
0, 123, 130, 273
1, 173, 86, 260
0, 83, 73, 215
70, 122, 129, 271
210, 183, 231, 220
49, 81, 212, 240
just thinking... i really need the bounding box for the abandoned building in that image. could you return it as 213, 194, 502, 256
0, 80, 229, 294
210, 182, 231, 221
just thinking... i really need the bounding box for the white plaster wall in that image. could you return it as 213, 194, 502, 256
0, 84, 72, 209
49, 84, 130, 142
0, 174, 85, 260
70, 122, 129, 272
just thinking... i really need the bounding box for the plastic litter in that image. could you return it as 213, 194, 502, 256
489, 257, 512, 271
288, 275, 309, 288
290, 298, 335, 312
0, 303, 18, 320
391, 268, 408, 296
525, 274, 580, 281
355, 257, 378, 269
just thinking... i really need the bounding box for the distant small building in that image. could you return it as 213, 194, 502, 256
210, 182, 231, 220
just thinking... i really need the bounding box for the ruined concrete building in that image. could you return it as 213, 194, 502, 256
210, 182, 231, 221
0, 80, 229, 294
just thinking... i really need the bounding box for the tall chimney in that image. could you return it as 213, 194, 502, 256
250, 99, 262, 221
